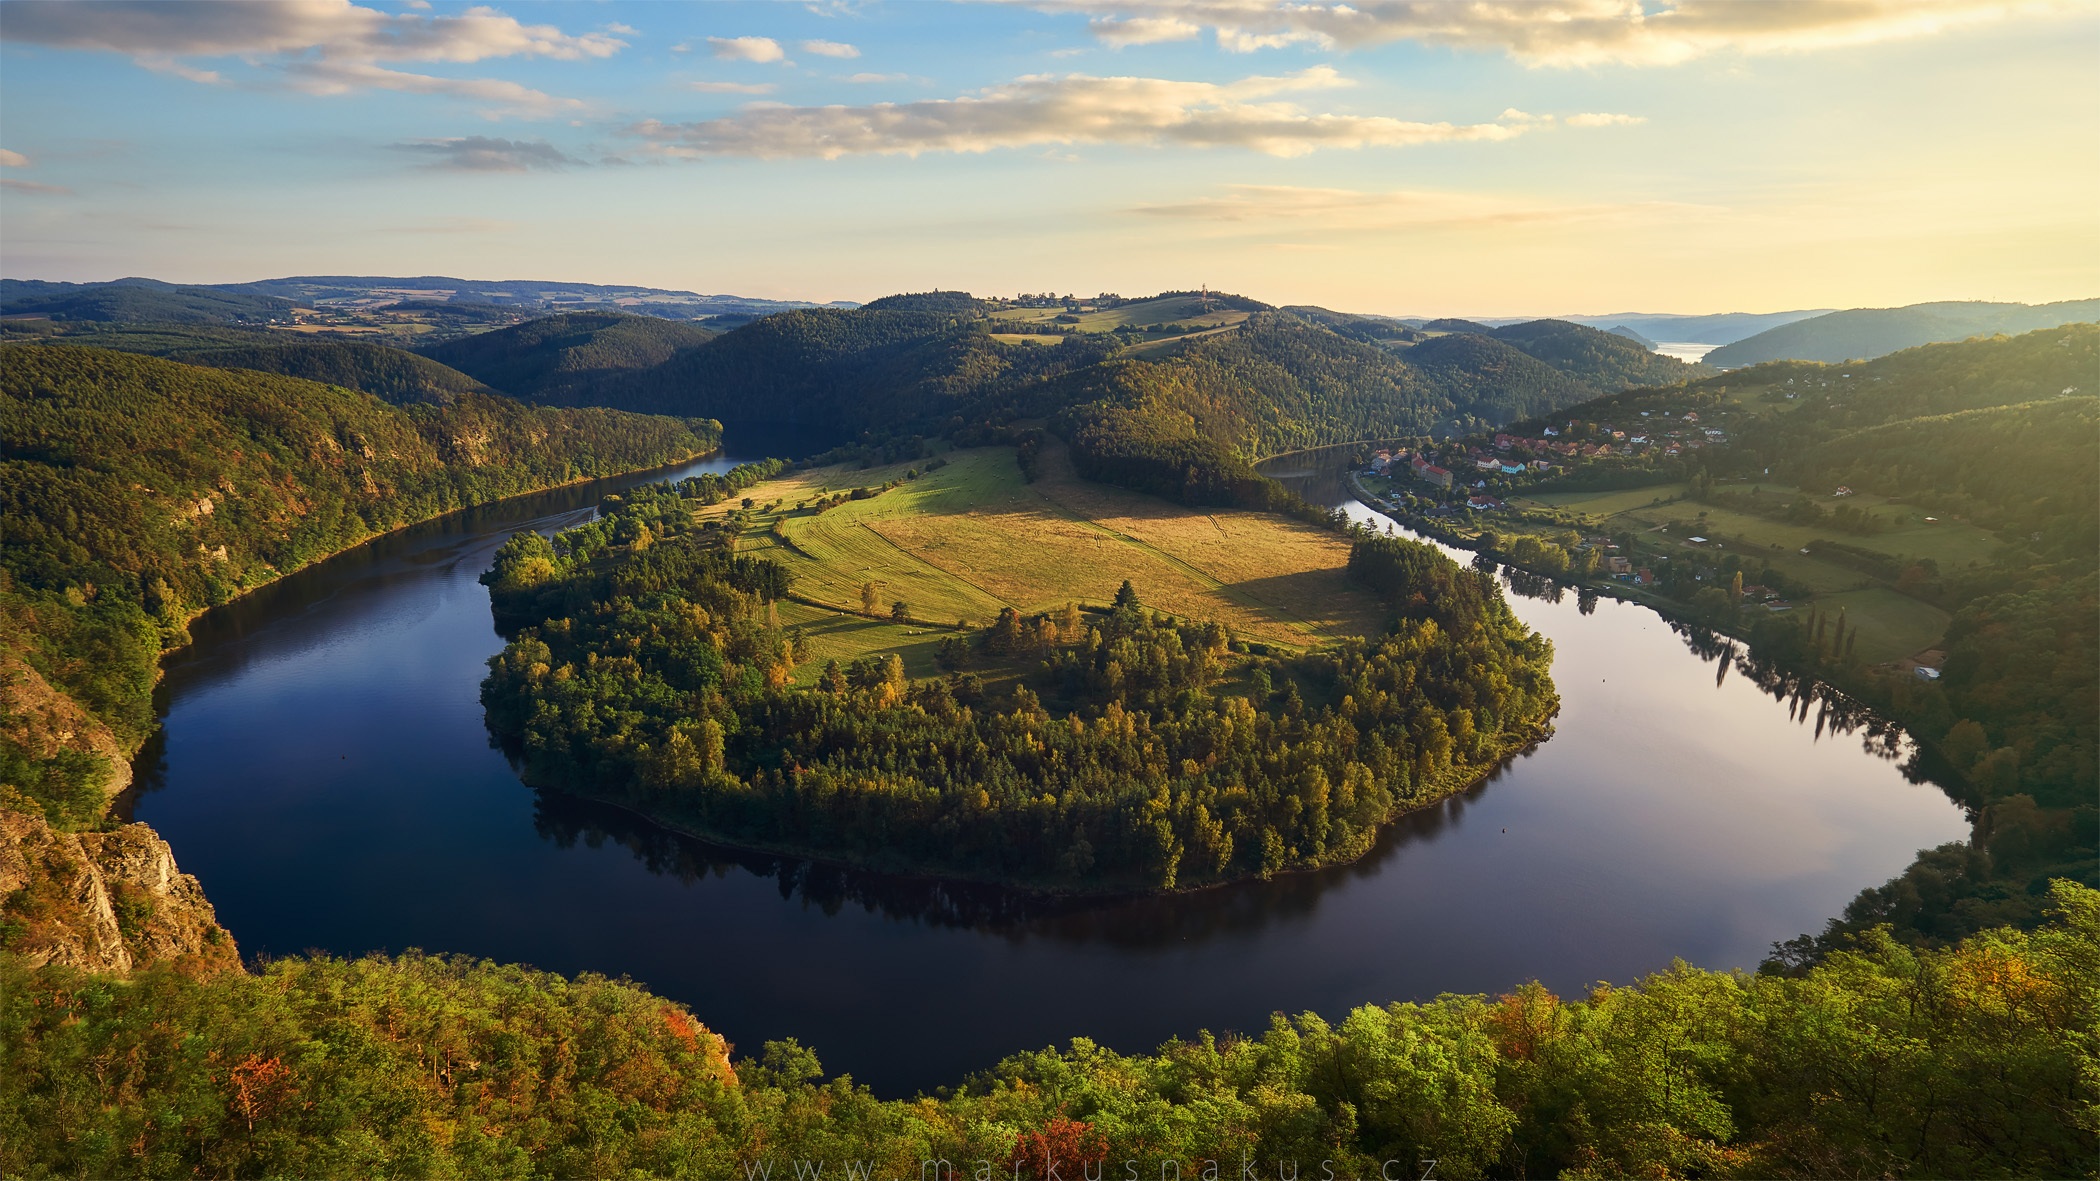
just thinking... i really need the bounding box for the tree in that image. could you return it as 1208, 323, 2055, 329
890, 599, 910, 623
860, 581, 879, 614
1112, 580, 1139, 610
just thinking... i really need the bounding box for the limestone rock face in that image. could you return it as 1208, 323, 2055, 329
0, 804, 240, 975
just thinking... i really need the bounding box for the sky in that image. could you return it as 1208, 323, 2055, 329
1, 0, 2095, 316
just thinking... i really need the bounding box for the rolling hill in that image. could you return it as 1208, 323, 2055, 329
0, 278, 293, 324
1, 323, 491, 404
1706, 298, 2100, 366
417, 311, 720, 403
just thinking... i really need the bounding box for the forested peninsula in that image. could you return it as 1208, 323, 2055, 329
0, 344, 720, 838
479, 465, 1556, 891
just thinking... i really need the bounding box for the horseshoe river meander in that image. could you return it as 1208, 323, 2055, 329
125, 429, 1969, 1095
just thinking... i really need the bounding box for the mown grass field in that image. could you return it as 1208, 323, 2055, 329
989, 295, 1249, 334
696, 443, 1386, 671
1811, 587, 1953, 665
1499, 479, 1983, 661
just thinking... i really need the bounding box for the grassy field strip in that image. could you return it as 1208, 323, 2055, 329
697, 444, 1386, 669
1034, 505, 1332, 643
850, 519, 1012, 621
1499, 478, 1977, 663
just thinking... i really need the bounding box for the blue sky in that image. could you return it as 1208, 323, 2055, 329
1, 0, 2094, 315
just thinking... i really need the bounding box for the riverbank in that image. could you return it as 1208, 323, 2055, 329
2, 439, 722, 975
514, 712, 1556, 901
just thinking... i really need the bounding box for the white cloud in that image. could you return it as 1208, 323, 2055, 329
605, 23, 638, 36
1005, 0, 2062, 66
390, 135, 580, 171
0, 148, 30, 167
844, 72, 911, 83
800, 39, 861, 58
1091, 15, 1202, 46
629, 66, 1532, 160
1565, 111, 1645, 127
690, 80, 779, 95
709, 35, 786, 63
0, 0, 621, 115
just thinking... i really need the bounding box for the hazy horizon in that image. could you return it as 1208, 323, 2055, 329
3, 0, 2095, 316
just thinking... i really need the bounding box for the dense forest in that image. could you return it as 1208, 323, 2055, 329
418, 311, 720, 404
0, 277, 293, 324
432, 293, 1697, 501
1, 322, 494, 404
0, 344, 720, 829
5, 881, 2091, 1179
478, 476, 1555, 891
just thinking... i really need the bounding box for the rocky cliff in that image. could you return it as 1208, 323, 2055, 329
0, 802, 239, 975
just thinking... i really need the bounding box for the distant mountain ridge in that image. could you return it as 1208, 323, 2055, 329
1705, 298, 2100, 367
1, 275, 855, 322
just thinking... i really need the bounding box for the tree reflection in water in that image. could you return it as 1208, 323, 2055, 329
531, 753, 1537, 949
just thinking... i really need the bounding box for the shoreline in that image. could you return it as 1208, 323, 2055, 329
108, 443, 724, 801
513, 717, 1556, 902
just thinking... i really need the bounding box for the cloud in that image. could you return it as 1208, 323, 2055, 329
628, 65, 1532, 159
1565, 111, 1645, 127
0, 0, 621, 115
800, 39, 860, 58
1129, 183, 1699, 233
1091, 15, 1203, 45
605, 23, 638, 36
0, 148, 29, 167
1006, 0, 2059, 66
690, 80, 779, 95
390, 135, 581, 171
285, 60, 582, 117
1, 178, 74, 195
709, 35, 785, 62
843, 72, 910, 83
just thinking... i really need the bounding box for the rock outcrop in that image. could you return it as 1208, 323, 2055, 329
0, 803, 239, 975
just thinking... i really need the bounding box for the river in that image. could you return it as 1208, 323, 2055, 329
128, 431, 1968, 1096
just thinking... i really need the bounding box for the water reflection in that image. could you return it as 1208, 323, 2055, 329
532, 759, 1527, 947
129, 456, 1971, 1095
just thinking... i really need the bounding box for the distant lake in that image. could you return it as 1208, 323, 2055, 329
129, 430, 1968, 1097
1655, 341, 1722, 364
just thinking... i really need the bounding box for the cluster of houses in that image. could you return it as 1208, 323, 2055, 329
1497, 409, 1732, 464
1362, 406, 1736, 504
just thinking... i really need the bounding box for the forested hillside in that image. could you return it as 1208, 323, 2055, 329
0, 345, 719, 830
445, 295, 1692, 479
6, 882, 2091, 1179
1707, 296, 2100, 366
0, 278, 293, 324
2, 323, 492, 404
418, 311, 719, 404
1481, 318, 1696, 389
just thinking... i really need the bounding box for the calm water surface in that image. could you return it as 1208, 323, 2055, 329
132, 436, 1968, 1095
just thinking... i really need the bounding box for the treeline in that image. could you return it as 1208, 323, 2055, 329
0, 344, 719, 828
2, 323, 496, 405
418, 311, 719, 405
6, 882, 2092, 1179
479, 486, 1555, 891
1433, 325, 2100, 956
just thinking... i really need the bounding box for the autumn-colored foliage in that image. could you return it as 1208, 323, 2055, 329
1008, 1114, 1108, 1181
